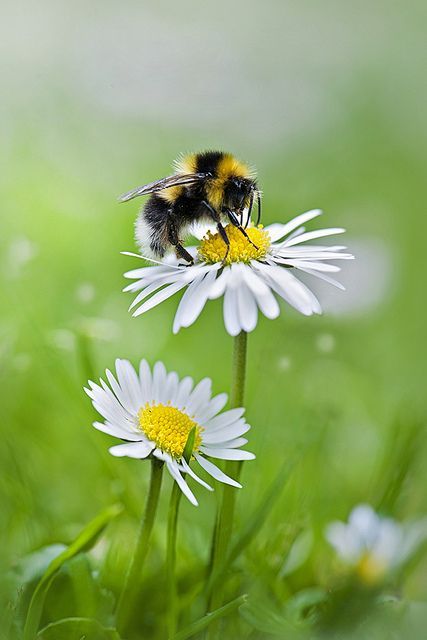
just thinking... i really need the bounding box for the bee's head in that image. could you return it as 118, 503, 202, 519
224, 177, 256, 212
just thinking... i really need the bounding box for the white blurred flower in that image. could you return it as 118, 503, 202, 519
316, 332, 335, 353
278, 356, 292, 372
49, 329, 76, 351
85, 359, 255, 505
326, 504, 427, 584
77, 317, 120, 341
6, 236, 38, 278
76, 282, 96, 303
123, 209, 353, 336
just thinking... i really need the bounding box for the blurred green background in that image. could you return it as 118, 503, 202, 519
1, 0, 426, 637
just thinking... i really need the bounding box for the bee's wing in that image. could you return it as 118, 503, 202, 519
119, 173, 205, 202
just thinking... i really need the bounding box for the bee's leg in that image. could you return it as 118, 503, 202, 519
167, 214, 194, 264
225, 209, 259, 250
244, 190, 255, 228
216, 222, 230, 265
255, 191, 262, 226
201, 201, 230, 263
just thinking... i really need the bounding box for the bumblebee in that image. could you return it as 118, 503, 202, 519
119, 150, 261, 264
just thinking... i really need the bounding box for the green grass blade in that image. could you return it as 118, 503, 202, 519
36, 617, 121, 639
206, 460, 294, 596
172, 594, 247, 640
23, 503, 122, 640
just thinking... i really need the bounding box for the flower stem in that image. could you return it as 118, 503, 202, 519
206, 331, 248, 625
116, 458, 164, 634
166, 482, 182, 639
230, 329, 248, 409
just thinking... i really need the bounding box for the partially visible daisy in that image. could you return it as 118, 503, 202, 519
85, 359, 254, 505
123, 209, 354, 336
325, 504, 427, 585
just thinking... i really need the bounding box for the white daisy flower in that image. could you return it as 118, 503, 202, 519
85, 359, 255, 506
325, 504, 427, 584
123, 209, 354, 336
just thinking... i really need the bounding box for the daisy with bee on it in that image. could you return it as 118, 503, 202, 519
123, 209, 354, 336
120, 150, 262, 264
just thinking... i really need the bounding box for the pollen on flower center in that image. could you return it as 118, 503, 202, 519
138, 403, 202, 459
198, 224, 270, 265
356, 553, 387, 585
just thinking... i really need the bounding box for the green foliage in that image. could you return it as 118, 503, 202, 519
22, 505, 121, 640
37, 617, 121, 640
173, 594, 247, 640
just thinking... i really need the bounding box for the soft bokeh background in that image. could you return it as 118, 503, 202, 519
1, 1, 426, 637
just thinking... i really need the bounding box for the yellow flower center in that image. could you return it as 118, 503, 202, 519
138, 403, 202, 459
356, 553, 387, 585
198, 224, 270, 265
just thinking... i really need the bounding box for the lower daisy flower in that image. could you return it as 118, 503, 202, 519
325, 504, 427, 585
123, 209, 354, 336
85, 359, 255, 505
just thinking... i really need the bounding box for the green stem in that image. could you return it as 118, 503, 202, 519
229, 329, 247, 408
166, 482, 182, 639
206, 331, 248, 630
116, 458, 164, 634
173, 594, 247, 640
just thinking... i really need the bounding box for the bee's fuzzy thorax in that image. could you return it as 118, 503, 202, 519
173, 150, 254, 180
173, 152, 198, 175
216, 153, 254, 180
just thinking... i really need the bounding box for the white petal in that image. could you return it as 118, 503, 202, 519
223, 286, 242, 336
93, 421, 142, 441
133, 281, 187, 317
128, 276, 179, 311
205, 408, 245, 431
205, 437, 248, 449
296, 267, 345, 290
349, 504, 381, 547
173, 268, 218, 334
90, 380, 136, 427
167, 460, 198, 506
372, 520, 402, 566
208, 268, 231, 299
194, 453, 241, 488
236, 281, 258, 333
115, 359, 142, 413
194, 393, 228, 425
180, 458, 213, 491
185, 378, 212, 416
200, 446, 255, 460
152, 361, 167, 404
244, 267, 280, 319
325, 522, 363, 563
174, 376, 194, 410
203, 421, 250, 444
267, 209, 322, 243
164, 371, 180, 405
139, 359, 152, 403
88, 379, 134, 423
124, 264, 175, 280
257, 264, 321, 315
275, 259, 341, 272
109, 441, 154, 459
242, 264, 271, 296
284, 227, 345, 247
